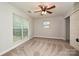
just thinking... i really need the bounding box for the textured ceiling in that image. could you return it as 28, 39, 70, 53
10, 2, 74, 19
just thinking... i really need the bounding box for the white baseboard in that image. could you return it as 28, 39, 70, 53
0, 38, 29, 56
33, 36, 65, 40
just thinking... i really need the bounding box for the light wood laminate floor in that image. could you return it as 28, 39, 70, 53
3, 37, 79, 56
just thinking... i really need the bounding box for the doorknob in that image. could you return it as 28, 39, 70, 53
76, 38, 79, 42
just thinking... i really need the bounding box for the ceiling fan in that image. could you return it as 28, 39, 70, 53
34, 3, 56, 15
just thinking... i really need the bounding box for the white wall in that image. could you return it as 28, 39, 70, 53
70, 2, 79, 50
0, 3, 33, 54
33, 16, 65, 39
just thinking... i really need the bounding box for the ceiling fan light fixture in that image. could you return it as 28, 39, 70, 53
32, 3, 56, 15
41, 11, 47, 15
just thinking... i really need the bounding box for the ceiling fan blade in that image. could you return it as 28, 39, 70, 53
47, 5, 56, 10
47, 11, 53, 14
38, 5, 43, 11
43, 6, 47, 11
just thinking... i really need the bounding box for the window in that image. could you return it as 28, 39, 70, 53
13, 14, 28, 42
43, 21, 50, 28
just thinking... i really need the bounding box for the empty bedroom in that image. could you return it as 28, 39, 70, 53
0, 2, 79, 56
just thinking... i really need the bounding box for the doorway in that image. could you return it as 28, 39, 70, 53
65, 16, 70, 43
